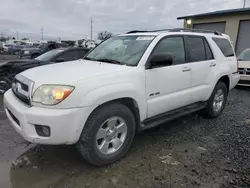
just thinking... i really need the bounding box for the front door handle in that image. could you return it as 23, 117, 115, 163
182, 67, 191, 72
209, 63, 216, 67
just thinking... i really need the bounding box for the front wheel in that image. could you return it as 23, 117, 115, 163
76, 103, 136, 166
202, 81, 228, 118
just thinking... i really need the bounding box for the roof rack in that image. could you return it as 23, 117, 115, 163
126, 28, 222, 36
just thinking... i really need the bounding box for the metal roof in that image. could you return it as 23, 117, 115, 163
177, 8, 250, 20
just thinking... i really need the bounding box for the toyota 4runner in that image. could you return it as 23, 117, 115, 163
3, 28, 240, 166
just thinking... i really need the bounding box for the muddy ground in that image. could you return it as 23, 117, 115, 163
0, 87, 250, 188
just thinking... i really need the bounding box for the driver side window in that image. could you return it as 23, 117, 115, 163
56, 51, 78, 62
152, 36, 186, 65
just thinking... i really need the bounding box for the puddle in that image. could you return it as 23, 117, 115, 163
0, 162, 12, 188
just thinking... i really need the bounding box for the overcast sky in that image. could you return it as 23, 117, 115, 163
0, 0, 248, 41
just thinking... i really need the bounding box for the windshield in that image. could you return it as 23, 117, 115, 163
35, 49, 64, 61
238, 49, 250, 61
85, 35, 155, 66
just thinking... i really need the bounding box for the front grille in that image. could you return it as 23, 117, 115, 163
238, 68, 250, 75
7, 108, 20, 126
12, 75, 34, 106
13, 78, 29, 92
238, 80, 250, 85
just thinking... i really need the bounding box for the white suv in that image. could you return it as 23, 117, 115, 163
3, 29, 240, 166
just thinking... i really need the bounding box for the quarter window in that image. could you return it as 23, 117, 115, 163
153, 37, 185, 65
186, 36, 206, 62
212, 38, 234, 57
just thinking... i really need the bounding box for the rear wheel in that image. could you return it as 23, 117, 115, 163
76, 102, 136, 166
202, 81, 228, 118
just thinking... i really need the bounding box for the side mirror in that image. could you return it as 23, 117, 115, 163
55, 58, 65, 62
148, 53, 173, 69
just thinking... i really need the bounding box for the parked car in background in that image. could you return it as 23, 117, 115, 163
237, 48, 250, 86
8, 45, 26, 55
0, 47, 89, 93
19, 42, 68, 59
3, 28, 239, 166
0, 44, 3, 53
2, 44, 12, 53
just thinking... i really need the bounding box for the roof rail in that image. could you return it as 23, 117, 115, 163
126, 28, 222, 35
126, 30, 150, 34
168, 28, 222, 35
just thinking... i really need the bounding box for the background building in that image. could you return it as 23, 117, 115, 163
177, 8, 250, 55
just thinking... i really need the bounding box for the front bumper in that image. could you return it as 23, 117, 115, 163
229, 73, 240, 89
237, 75, 250, 86
3, 89, 96, 145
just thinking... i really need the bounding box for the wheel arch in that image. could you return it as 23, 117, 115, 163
217, 75, 230, 93
86, 97, 142, 133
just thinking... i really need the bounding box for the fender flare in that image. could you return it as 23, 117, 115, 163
80, 83, 147, 121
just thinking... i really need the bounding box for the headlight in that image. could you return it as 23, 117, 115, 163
24, 51, 30, 54
32, 85, 74, 105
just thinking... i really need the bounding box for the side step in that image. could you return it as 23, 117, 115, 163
141, 102, 207, 130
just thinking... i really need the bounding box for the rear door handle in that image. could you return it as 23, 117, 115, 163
182, 67, 191, 72
209, 63, 216, 67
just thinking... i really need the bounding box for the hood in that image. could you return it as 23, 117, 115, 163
239, 61, 250, 68
0, 61, 8, 67
20, 59, 133, 86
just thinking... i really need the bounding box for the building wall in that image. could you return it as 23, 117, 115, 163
183, 14, 250, 48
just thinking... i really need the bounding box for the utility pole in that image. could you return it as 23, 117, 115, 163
90, 17, 93, 41
243, 0, 247, 8
16, 30, 19, 40
41, 26, 44, 41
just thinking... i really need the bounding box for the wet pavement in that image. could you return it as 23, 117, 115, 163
0, 88, 250, 188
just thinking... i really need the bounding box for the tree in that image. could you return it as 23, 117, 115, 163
0, 37, 7, 42
97, 31, 113, 40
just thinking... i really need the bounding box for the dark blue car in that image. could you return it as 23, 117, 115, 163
8, 45, 26, 55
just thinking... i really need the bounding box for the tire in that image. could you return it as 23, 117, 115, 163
202, 81, 228, 118
0, 77, 12, 95
76, 102, 136, 166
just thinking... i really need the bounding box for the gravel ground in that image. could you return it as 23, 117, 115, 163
0, 88, 250, 188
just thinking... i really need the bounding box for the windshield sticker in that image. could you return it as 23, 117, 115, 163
136, 36, 155, 41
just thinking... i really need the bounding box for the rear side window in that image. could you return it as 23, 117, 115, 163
212, 38, 234, 57
186, 36, 206, 62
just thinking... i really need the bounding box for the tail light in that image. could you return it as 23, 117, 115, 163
237, 57, 239, 72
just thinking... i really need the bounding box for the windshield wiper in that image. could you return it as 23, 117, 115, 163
84, 57, 96, 61
96, 58, 123, 65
